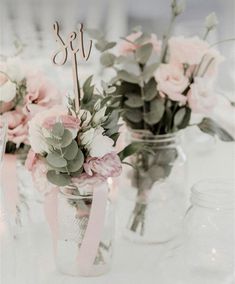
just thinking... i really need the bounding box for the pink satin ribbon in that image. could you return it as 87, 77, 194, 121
77, 183, 108, 275
1, 154, 19, 218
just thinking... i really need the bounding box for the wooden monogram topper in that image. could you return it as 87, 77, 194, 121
52, 21, 93, 111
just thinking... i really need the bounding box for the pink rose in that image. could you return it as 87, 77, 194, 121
28, 106, 68, 154
24, 71, 62, 116
168, 36, 209, 65
25, 149, 38, 171
3, 109, 28, 146
187, 77, 216, 114
42, 115, 80, 130
154, 64, 189, 103
119, 32, 161, 55
84, 152, 122, 178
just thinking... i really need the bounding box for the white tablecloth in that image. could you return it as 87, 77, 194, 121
1, 134, 235, 284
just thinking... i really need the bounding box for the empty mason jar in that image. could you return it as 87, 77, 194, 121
183, 179, 235, 282
122, 130, 187, 243
55, 181, 115, 277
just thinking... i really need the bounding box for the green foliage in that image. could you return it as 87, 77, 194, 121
118, 142, 144, 161
100, 53, 116, 67
47, 170, 71, 186
117, 70, 140, 84
135, 43, 153, 64
197, 118, 234, 141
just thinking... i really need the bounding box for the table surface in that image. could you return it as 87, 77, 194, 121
1, 131, 235, 284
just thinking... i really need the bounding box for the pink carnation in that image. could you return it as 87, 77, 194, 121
84, 152, 122, 178
24, 71, 62, 116
119, 32, 161, 55
154, 64, 188, 103
3, 108, 28, 146
42, 115, 80, 130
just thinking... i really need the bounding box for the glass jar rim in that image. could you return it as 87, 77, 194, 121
191, 178, 235, 210
128, 128, 180, 143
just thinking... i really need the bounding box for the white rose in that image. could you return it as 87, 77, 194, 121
89, 127, 114, 157
81, 127, 114, 157
80, 128, 95, 146
5, 57, 25, 83
92, 106, 107, 126
0, 79, 17, 102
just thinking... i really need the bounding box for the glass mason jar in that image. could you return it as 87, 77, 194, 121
1, 155, 43, 238
183, 179, 235, 282
55, 181, 115, 277
122, 130, 187, 243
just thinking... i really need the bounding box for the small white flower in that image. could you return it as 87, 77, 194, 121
80, 128, 95, 146
92, 106, 107, 126
6, 57, 25, 83
79, 109, 92, 127
80, 127, 114, 157
0, 80, 17, 102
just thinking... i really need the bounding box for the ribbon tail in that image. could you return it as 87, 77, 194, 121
1, 154, 19, 218
77, 183, 108, 276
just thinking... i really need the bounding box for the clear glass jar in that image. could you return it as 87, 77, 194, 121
55, 181, 115, 277
183, 179, 235, 282
1, 156, 44, 238
122, 129, 187, 243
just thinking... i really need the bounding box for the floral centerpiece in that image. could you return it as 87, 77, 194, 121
26, 71, 133, 275
88, 1, 234, 242
0, 56, 61, 229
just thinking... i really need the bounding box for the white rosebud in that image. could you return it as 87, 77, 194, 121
0, 79, 17, 102
94, 99, 101, 111
172, 0, 185, 16
80, 128, 95, 146
79, 109, 92, 127
92, 106, 107, 126
205, 12, 218, 30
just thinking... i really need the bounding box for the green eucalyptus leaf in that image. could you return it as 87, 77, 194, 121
61, 129, 73, 147
67, 149, 84, 172
197, 118, 234, 141
63, 140, 79, 160
118, 142, 143, 161
134, 32, 151, 45
45, 137, 62, 148
117, 70, 139, 84
95, 40, 116, 52
52, 122, 64, 138
144, 99, 165, 125
125, 109, 143, 123
46, 153, 67, 168
142, 62, 159, 81
125, 93, 143, 108
86, 28, 103, 40
143, 78, 157, 101
174, 108, 186, 127
135, 43, 153, 64
177, 107, 191, 129
47, 170, 70, 186
100, 52, 116, 67
82, 75, 94, 103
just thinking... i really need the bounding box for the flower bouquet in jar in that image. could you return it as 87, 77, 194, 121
0, 56, 62, 233
26, 71, 135, 275
88, 0, 235, 242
